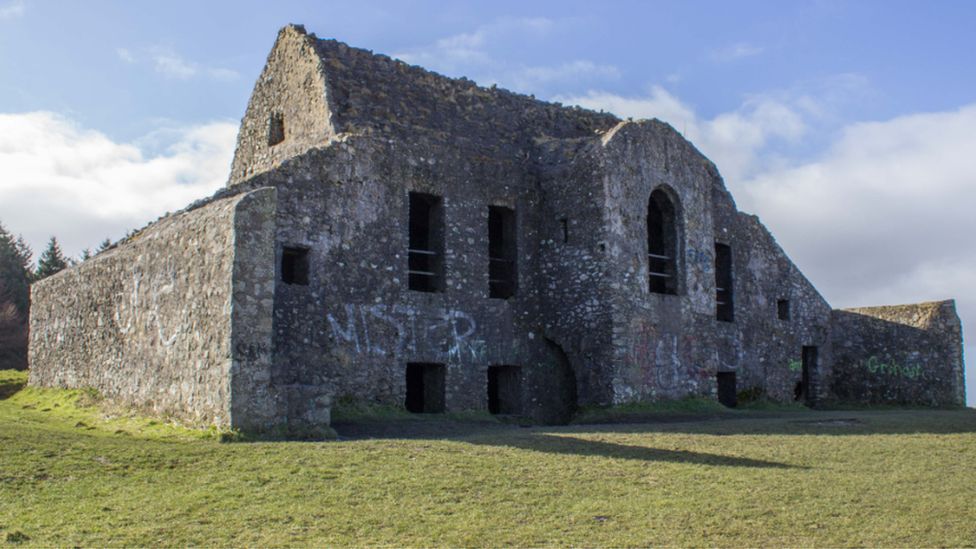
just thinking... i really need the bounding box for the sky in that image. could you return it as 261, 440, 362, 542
0, 0, 973, 404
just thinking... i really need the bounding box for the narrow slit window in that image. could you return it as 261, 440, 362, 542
408, 192, 444, 292
777, 299, 791, 321
405, 362, 445, 413
715, 242, 734, 322
268, 112, 285, 146
647, 189, 678, 294
560, 217, 569, 243
488, 206, 517, 299
281, 246, 309, 285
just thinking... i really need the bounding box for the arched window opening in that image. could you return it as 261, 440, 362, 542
647, 189, 678, 294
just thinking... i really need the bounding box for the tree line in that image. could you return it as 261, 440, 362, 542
0, 221, 110, 370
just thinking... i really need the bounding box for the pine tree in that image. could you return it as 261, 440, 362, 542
0, 222, 32, 315
96, 238, 112, 253
34, 236, 68, 281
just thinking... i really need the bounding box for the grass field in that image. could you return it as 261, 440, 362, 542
2, 369, 975, 547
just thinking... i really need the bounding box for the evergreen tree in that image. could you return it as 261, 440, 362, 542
96, 238, 112, 253
0, 222, 32, 315
80, 249, 92, 261
34, 236, 68, 281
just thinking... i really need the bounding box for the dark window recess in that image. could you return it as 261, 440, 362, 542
405, 362, 446, 413
268, 112, 285, 146
487, 365, 522, 415
408, 192, 445, 292
281, 246, 309, 285
560, 217, 569, 243
648, 189, 678, 294
488, 206, 517, 299
717, 372, 737, 408
777, 299, 791, 321
715, 243, 734, 322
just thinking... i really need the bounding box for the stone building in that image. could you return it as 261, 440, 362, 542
28, 25, 966, 432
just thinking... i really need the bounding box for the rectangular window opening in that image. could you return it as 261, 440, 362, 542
559, 217, 569, 243
408, 192, 444, 292
405, 362, 445, 413
715, 243, 734, 322
777, 299, 791, 321
488, 206, 517, 299
717, 371, 737, 408
268, 112, 285, 146
487, 365, 521, 415
281, 246, 309, 285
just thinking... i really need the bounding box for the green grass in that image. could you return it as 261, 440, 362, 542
2, 369, 975, 546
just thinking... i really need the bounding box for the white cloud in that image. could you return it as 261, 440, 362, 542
116, 48, 135, 64
0, 111, 237, 259
116, 46, 239, 81
395, 17, 617, 93
152, 51, 199, 79
0, 0, 25, 20
711, 42, 764, 62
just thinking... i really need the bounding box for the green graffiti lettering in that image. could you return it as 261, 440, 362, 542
787, 360, 802, 372
860, 356, 922, 380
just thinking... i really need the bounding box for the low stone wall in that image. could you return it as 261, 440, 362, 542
29, 188, 278, 429
831, 300, 965, 406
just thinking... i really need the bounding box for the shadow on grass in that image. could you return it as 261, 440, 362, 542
467, 432, 802, 469
0, 378, 25, 400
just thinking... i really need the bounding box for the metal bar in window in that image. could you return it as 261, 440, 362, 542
408, 270, 436, 276
649, 272, 671, 278
407, 248, 438, 256
489, 257, 514, 263
648, 253, 671, 260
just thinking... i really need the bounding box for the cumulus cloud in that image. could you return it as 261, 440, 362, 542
396, 17, 619, 94
0, 111, 237, 259
0, 0, 25, 20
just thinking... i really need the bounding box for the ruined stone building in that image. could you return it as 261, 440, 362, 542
28, 25, 966, 432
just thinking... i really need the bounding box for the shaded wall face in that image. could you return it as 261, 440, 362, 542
263, 136, 593, 424
598, 122, 833, 405
831, 302, 965, 406
28, 195, 242, 426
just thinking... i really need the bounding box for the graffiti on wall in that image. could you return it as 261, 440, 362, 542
686, 247, 711, 273
326, 304, 486, 362
861, 355, 922, 380
626, 320, 707, 393
787, 359, 802, 372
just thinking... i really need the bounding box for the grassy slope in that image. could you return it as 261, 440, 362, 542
2, 369, 975, 547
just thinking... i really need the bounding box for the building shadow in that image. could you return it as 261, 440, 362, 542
464, 432, 801, 469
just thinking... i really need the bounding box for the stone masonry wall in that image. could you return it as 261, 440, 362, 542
29, 188, 278, 429
831, 300, 965, 406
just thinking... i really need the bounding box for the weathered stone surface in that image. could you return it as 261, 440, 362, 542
29, 188, 278, 428
27, 24, 965, 430
831, 300, 965, 406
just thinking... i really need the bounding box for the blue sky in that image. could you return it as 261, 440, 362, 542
1, 0, 974, 403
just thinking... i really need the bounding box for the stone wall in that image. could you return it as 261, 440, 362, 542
831, 300, 965, 406
28, 188, 278, 429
